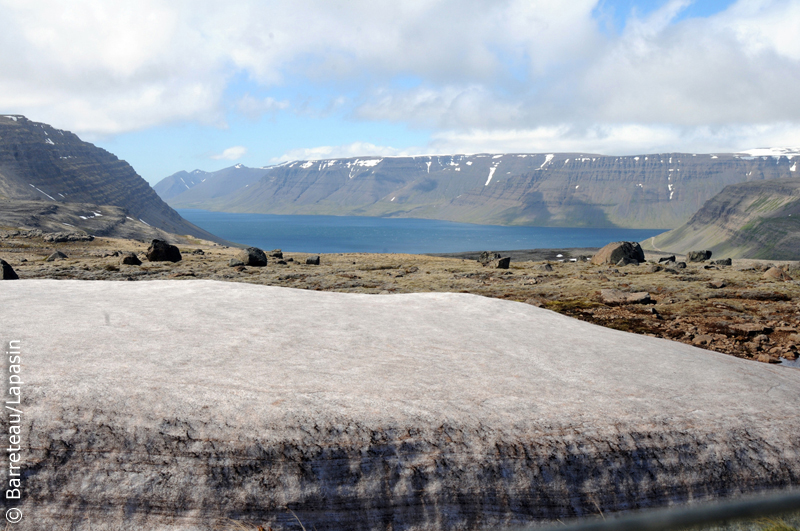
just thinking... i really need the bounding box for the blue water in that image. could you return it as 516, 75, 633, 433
178, 209, 664, 254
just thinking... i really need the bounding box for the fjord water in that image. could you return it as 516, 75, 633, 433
178, 209, 663, 254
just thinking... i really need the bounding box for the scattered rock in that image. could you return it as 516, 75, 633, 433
730, 323, 773, 336
600, 289, 653, 305
276, 260, 287, 265
1, 259, 19, 280
763, 267, 792, 281
286, 257, 294, 262
675, 262, 687, 269
45, 251, 68, 262
236, 247, 268, 267
537, 263, 553, 272
42, 231, 94, 243
120, 253, 142, 266
146, 239, 182, 262
692, 335, 714, 346
478, 251, 502, 265
658, 255, 676, 263
647, 264, 663, 273
190, 249, 205, 255
708, 280, 727, 289
228, 259, 245, 267
616, 257, 640, 266
686, 250, 712, 262
713, 258, 732, 266
270, 249, 283, 259
306, 255, 321, 265
591, 241, 645, 265
233, 265, 246, 272
489, 257, 511, 269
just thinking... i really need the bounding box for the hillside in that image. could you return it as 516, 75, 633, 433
642, 177, 800, 260
0, 115, 226, 243
155, 164, 267, 203
159, 152, 798, 229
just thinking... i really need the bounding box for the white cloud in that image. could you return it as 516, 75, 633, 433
1, 0, 799, 155
211, 146, 247, 160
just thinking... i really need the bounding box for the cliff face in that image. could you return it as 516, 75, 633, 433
643, 177, 800, 259
160, 153, 798, 229
0, 115, 225, 243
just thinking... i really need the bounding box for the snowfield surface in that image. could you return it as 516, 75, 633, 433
3, 279, 799, 531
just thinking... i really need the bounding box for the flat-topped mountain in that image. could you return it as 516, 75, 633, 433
643, 177, 800, 260
159, 151, 798, 229
0, 115, 225, 243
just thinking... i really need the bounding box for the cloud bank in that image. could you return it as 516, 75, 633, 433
1, 0, 799, 155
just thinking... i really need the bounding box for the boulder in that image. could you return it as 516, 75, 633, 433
763, 267, 792, 281
658, 255, 676, 263
675, 262, 687, 269
489, 257, 511, 269
647, 264, 663, 273
686, 250, 712, 262
119, 253, 142, 266
306, 255, 321, 265
1, 258, 18, 279
600, 289, 653, 305
708, 280, 727, 289
537, 263, 553, 272
228, 258, 245, 267
714, 258, 732, 266
45, 251, 68, 261
478, 251, 502, 265
236, 247, 268, 267
590, 242, 645, 265
270, 249, 284, 259
146, 239, 182, 262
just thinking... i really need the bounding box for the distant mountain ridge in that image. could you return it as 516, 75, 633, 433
642, 177, 800, 260
158, 150, 799, 229
0, 115, 225, 243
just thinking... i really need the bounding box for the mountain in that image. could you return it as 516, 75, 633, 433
0, 115, 226, 243
154, 164, 268, 205
160, 151, 799, 229
642, 177, 800, 260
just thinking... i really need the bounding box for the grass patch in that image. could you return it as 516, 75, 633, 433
543, 298, 603, 313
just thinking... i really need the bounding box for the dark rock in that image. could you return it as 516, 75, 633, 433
234, 265, 246, 272
658, 255, 676, 263
714, 258, 732, 266
306, 255, 321, 265
276, 260, 287, 265
616, 257, 639, 266
146, 239, 182, 262
286, 257, 294, 262
190, 249, 205, 255
600, 289, 653, 305
45, 251, 68, 262
120, 253, 142, 266
236, 247, 267, 267
489, 257, 511, 269
270, 249, 283, 259
229, 259, 245, 267
1, 259, 18, 280
647, 264, 663, 273
686, 250, 712, 262
591, 242, 645, 265
478, 251, 502, 265
675, 262, 687, 269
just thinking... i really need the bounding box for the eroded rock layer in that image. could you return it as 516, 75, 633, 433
3, 280, 799, 530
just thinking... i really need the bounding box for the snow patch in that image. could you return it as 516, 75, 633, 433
391, 197, 396, 202
791, 163, 797, 172
634, 157, 640, 161
539, 154, 554, 169
29, 184, 55, 201
575, 185, 579, 189
466, 161, 473, 165
485, 166, 498, 186
426, 161, 432, 173
139, 219, 150, 226
45, 138, 55, 145
739, 147, 800, 158
492, 155, 503, 159
300, 161, 314, 169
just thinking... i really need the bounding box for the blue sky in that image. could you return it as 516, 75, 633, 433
2, 0, 799, 184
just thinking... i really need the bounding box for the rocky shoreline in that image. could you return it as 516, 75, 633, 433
2, 229, 799, 365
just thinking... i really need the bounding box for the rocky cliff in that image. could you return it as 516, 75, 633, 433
0, 115, 226, 243
155, 164, 267, 202
642, 177, 800, 260
160, 152, 798, 229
